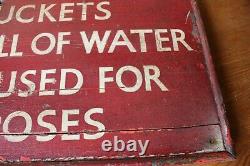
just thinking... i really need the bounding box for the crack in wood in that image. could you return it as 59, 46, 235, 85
0, 123, 220, 136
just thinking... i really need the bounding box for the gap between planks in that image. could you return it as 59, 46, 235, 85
0, 123, 220, 136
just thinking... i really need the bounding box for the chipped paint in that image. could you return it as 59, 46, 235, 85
0, 156, 5, 162
20, 156, 31, 162
120, 130, 137, 134
42, 104, 51, 110
0, 72, 3, 84
169, 153, 186, 156
187, 11, 201, 43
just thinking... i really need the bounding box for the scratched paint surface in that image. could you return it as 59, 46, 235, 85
0, 0, 233, 164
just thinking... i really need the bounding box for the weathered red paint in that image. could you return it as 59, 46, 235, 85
0, 0, 234, 165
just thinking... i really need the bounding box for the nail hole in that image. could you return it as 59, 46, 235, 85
209, 138, 217, 145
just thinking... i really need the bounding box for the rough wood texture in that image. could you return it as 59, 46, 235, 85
194, 0, 250, 166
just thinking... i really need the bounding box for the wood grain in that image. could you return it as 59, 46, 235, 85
194, 0, 250, 165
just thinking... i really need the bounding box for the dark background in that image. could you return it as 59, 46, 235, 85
195, 0, 250, 165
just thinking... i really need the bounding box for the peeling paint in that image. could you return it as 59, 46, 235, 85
189, 11, 201, 43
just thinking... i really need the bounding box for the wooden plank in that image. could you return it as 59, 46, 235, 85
0, 0, 234, 164
0, 125, 224, 162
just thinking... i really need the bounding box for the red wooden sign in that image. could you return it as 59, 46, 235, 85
0, 0, 234, 165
